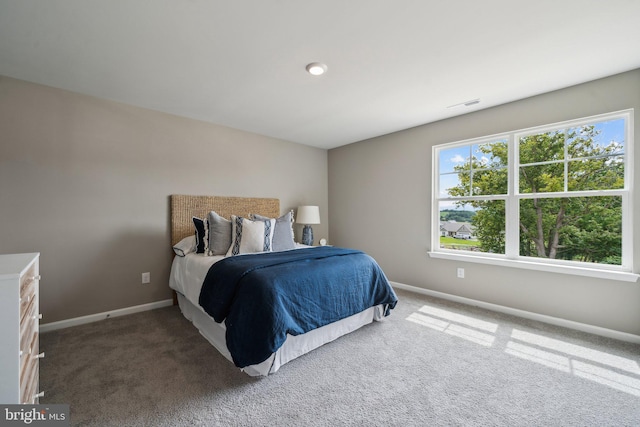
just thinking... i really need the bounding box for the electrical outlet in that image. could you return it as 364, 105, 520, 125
456, 268, 465, 279
142, 272, 151, 284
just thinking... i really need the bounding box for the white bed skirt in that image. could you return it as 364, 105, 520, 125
176, 292, 386, 376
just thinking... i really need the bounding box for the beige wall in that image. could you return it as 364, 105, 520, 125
328, 69, 640, 335
0, 76, 328, 323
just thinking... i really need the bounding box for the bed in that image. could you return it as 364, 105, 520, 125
169, 194, 397, 376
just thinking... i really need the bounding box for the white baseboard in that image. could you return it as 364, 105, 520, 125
391, 281, 640, 344
40, 299, 174, 333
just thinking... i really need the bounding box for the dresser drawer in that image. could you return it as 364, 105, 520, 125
19, 295, 38, 355
19, 264, 37, 298
20, 290, 37, 329
20, 335, 40, 404
19, 268, 38, 320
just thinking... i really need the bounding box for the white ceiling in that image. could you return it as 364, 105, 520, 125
1, 1, 640, 149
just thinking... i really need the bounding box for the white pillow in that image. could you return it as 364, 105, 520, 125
226, 216, 276, 256
173, 235, 196, 257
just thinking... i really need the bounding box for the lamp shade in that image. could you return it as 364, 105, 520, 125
296, 206, 320, 224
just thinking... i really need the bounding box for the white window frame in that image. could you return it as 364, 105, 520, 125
429, 109, 638, 282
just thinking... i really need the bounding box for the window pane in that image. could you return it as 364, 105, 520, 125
472, 139, 508, 168
472, 167, 508, 195
519, 131, 565, 165
439, 146, 470, 174
519, 196, 621, 265
439, 201, 505, 255
568, 156, 624, 191
439, 139, 508, 197
440, 173, 469, 197
519, 163, 564, 193
567, 119, 625, 159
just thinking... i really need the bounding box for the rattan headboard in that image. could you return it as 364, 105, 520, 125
170, 195, 280, 245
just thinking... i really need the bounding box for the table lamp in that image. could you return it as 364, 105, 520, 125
296, 206, 320, 246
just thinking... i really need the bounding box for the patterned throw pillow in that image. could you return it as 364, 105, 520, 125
226, 216, 276, 256
251, 211, 296, 252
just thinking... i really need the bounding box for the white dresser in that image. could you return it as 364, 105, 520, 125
0, 253, 43, 404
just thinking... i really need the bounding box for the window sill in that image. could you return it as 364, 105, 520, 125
428, 251, 639, 283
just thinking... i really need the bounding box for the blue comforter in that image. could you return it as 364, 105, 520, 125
198, 247, 397, 368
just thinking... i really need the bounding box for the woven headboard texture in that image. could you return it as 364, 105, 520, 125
170, 195, 280, 245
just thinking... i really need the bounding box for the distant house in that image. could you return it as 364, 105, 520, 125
440, 220, 474, 239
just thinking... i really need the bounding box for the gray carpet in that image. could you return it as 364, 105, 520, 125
40, 289, 640, 426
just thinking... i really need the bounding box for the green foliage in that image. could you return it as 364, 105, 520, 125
471, 201, 505, 254
440, 209, 475, 222
447, 126, 624, 264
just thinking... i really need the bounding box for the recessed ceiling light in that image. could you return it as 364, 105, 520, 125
306, 62, 327, 76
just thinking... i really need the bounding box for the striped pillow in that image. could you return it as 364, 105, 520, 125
226, 216, 275, 256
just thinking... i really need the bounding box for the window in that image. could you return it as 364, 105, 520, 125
431, 110, 636, 281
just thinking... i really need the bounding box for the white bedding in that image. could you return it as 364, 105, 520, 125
169, 251, 386, 376
169, 252, 225, 306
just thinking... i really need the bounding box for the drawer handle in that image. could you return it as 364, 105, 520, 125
19, 350, 23, 357
33, 313, 43, 320
31, 275, 41, 282
36, 352, 45, 359
23, 391, 44, 404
